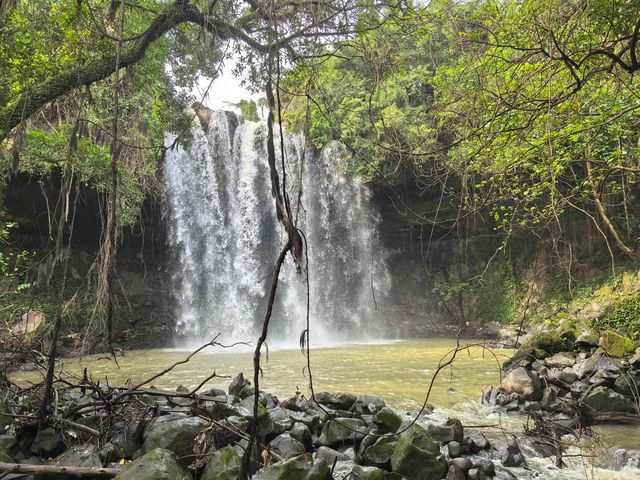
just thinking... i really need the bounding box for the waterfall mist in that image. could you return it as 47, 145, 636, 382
164, 111, 391, 348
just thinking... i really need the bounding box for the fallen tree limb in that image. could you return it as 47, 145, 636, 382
0, 463, 119, 478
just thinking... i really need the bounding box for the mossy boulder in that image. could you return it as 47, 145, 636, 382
372, 407, 402, 433
599, 330, 636, 357
362, 436, 397, 466
141, 416, 209, 463
276, 453, 330, 480
114, 448, 191, 480
201, 445, 241, 480
390, 424, 445, 480
31, 426, 65, 458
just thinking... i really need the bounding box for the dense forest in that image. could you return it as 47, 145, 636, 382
1, 0, 640, 479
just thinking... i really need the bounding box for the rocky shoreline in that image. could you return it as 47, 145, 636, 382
0, 369, 585, 480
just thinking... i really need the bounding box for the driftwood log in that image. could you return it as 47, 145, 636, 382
0, 462, 120, 478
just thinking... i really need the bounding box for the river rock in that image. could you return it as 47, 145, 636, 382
290, 422, 312, 450
544, 352, 576, 369
268, 434, 306, 460
473, 458, 495, 477
229, 373, 251, 396
426, 418, 463, 444
201, 445, 241, 480
351, 464, 386, 480
372, 407, 402, 433
500, 436, 526, 468
447, 441, 461, 458
276, 453, 330, 480
315, 446, 349, 464
363, 436, 397, 465
390, 424, 445, 480
466, 432, 490, 451
446, 465, 465, 480
31, 426, 65, 458
141, 416, 209, 462
574, 354, 620, 379
114, 448, 191, 480
548, 368, 578, 387
450, 457, 472, 471
599, 330, 636, 357
350, 395, 386, 415
613, 373, 640, 396
317, 418, 366, 446
468, 468, 486, 480
583, 386, 634, 413
501, 367, 542, 400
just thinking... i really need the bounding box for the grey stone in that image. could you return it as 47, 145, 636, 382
314, 446, 349, 464
363, 436, 396, 466
351, 464, 386, 480
267, 434, 306, 460
141, 416, 209, 463
31, 427, 65, 458
468, 467, 486, 480
500, 436, 526, 468
466, 432, 489, 451
583, 386, 634, 413
290, 422, 312, 450
350, 395, 386, 415
447, 441, 461, 458
229, 373, 250, 396
473, 458, 495, 477
202, 445, 241, 480
113, 448, 191, 480
426, 418, 463, 444
276, 453, 330, 480
390, 424, 446, 480
372, 407, 402, 433
574, 354, 620, 379
446, 465, 465, 480
450, 457, 472, 471
317, 418, 366, 447
501, 367, 542, 400
544, 352, 576, 369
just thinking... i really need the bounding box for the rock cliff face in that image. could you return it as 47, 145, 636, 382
5, 172, 175, 348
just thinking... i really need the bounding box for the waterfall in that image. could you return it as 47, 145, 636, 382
164, 111, 391, 347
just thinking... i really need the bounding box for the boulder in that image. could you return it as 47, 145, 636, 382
548, 368, 578, 386
599, 330, 636, 358
351, 465, 385, 480
390, 424, 446, 480
350, 395, 386, 415
447, 441, 461, 458
466, 432, 489, 451
468, 468, 486, 480
372, 407, 402, 433
229, 373, 251, 396
613, 373, 640, 396
473, 458, 495, 477
268, 434, 306, 460
314, 446, 349, 464
544, 352, 576, 369
500, 436, 526, 468
289, 423, 312, 450
575, 330, 599, 348
202, 445, 242, 480
276, 453, 330, 480
583, 386, 634, 413
114, 448, 191, 480
445, 465, 465, 480
141, 416, 209, 462
501, 367, 542, 400
574, 354, 620, 379
13, 309, 46, 336
449, 457, 472, 471
31, 427, 65, 458
362, 436, 396, 466
317, 418, 366, 447
426, 418, 463, 444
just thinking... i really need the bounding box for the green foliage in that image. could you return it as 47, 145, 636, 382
593, 295, 640, 340
475, 263, 519, 325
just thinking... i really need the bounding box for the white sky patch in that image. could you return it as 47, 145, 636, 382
192, 56, 261, 114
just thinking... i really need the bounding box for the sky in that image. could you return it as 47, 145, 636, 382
191, 55, 261, 113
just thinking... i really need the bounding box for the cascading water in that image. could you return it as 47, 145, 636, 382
164, 111, 391, 347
